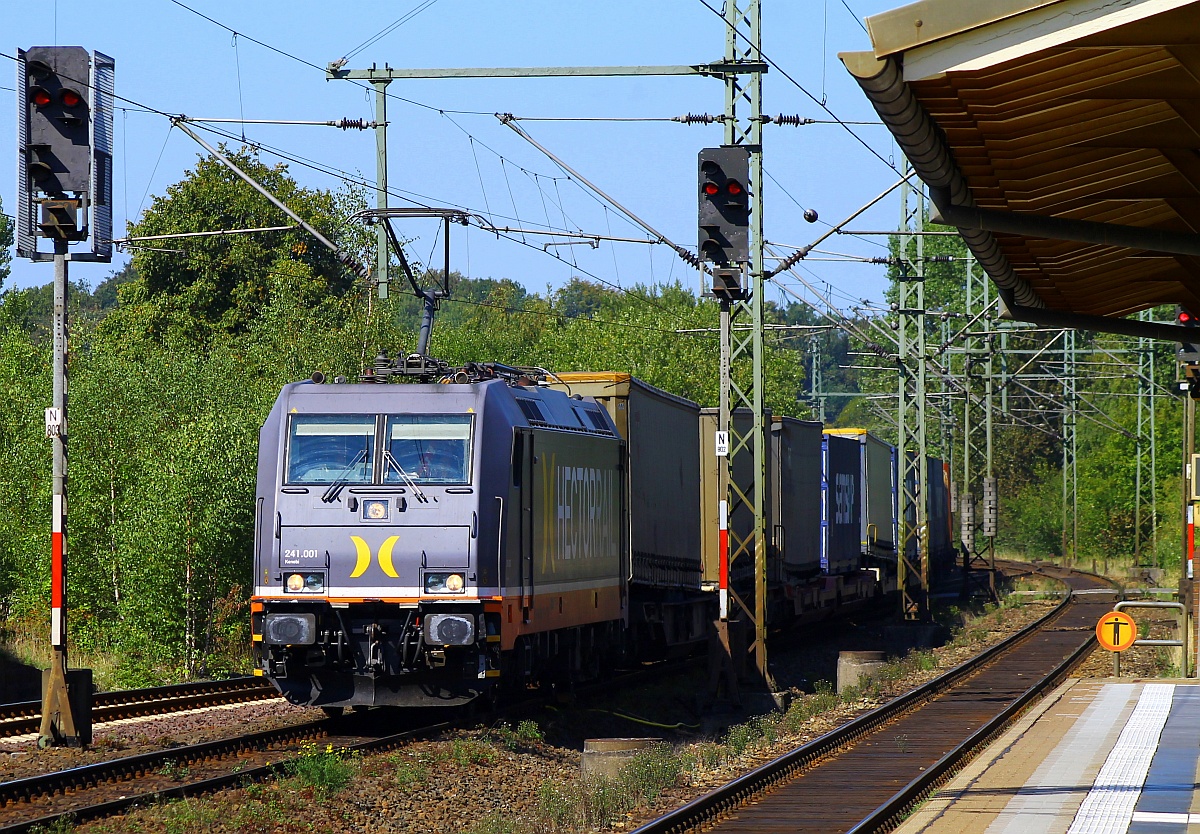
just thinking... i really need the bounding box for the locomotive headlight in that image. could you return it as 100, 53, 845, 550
424, 572, 466, 594
363, 499, 389, 520
284, 573, 324, 593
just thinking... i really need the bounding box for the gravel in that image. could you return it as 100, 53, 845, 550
4, 577, 1175, 834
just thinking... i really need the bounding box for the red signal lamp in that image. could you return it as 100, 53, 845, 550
727, 180, 744, 195
60, 89, 82, 108
1180, 310, 1194, 325
30, 87, 52, 107
703, 182, 719, 196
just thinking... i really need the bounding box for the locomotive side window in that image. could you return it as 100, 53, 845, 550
384, 415, 473, 485
286, 416, 377, 484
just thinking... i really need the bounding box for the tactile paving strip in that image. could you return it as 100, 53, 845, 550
986, 684, 1137, 834
1066, 683, 1175, 834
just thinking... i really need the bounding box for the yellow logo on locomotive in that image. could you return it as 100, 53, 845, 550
349, 535, 401, 578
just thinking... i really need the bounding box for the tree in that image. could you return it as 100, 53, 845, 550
125, 148, 369, 337
0, 196, 13, 293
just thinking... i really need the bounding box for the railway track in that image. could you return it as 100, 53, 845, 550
632, 565, 1118, 834
0, 656, 677, 832
0, 566, 1115, 833
0, 711, 449, 833
0, 677, 278, 740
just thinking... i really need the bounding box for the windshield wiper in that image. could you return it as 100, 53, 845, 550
321, 448, 368, 504
383, 450, 428, 503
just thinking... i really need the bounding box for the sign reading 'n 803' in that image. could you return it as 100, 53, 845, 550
1096, 611, 1138, 652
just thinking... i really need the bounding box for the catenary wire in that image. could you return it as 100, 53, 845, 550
341, 0, 444, 62
167, 0, 492, 117
692, 0, 898, 174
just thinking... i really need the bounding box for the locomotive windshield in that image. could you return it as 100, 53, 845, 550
384, 415, 472, 485
286, 416, 376, 484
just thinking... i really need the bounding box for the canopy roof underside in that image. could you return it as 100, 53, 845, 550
846, 0, 1200, 319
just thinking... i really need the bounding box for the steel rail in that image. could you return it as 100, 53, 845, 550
0, 677, 277, 739
0, 657, 687, 832
0, 717, 453, 834
630, 567, 1114, 834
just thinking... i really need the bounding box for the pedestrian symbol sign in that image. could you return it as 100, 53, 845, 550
1096, 611, 1137, 652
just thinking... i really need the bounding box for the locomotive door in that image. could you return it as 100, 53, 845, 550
517, 429, 535, 613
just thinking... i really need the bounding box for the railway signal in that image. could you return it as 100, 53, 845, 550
17, 46, 114, 261
17, 44, 114, 749
698, 146, 751, 299
22, 47, 92, 201
1176, 307, 1200, 398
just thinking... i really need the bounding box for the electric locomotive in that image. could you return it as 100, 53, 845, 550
251, 366, 629, 709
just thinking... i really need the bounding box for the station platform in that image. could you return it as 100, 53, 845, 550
895, 679, 1200, 834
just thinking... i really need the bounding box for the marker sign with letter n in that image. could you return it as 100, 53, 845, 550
1096, 611, 1137, 652
715, 431, 729, 457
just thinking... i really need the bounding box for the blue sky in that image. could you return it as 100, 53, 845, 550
5, 0, 909, 315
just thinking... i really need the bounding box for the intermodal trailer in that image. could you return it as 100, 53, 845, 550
824, 428, 898, 569
821, 431, 862, 576
549, 373, 709, 651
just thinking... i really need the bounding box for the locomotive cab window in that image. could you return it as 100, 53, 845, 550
286, 416, 376, 484
384, 415, 473, 485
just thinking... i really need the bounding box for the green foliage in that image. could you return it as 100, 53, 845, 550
27, 813, 76, 834
127, 147, 366, 337
488, 719, 544, 751
388, 755, 429, 790
0, 196, 12, 293
620, 742, 684, 801
469, 811, 519, 834
447, 737, 499, 766
287, 742, 356, 798
531, 743, 684, 832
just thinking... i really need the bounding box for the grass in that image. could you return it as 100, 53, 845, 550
488, 719, 545, 751
1, 619, 125, 692
287, 741, 356, 798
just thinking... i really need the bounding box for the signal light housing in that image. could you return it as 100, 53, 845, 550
1177, 305, 1200, 371
698, 146, 751, 267
21, 47, 92, 199
17, 45, 115, 262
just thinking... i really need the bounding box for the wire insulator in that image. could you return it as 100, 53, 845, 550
673, 113, 716, 125
773, 114, 814, 127
336, 118, 369, 131
769, 248, 806, 276
673, 245, 701, 268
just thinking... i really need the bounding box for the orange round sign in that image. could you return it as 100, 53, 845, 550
1096, 611, 1138, 652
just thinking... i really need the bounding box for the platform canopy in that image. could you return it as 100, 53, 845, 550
842, 0, 1200, 341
